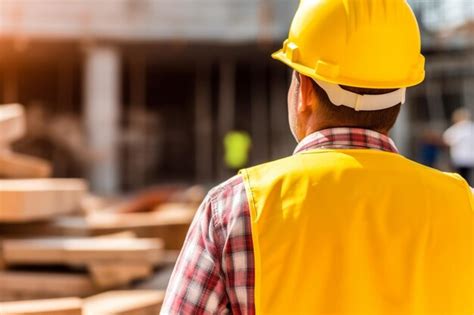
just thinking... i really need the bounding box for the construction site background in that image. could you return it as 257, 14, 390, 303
0, 0, 472, 194
0, 1, 472, 313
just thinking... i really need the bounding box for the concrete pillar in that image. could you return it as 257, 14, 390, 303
83, 45, 121, 195
195, 61, 213, 183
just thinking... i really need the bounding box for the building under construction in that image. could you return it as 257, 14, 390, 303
0, 1, 473, 314
0, 0, 472, 193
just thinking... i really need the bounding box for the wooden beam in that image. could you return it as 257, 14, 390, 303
2, 237, 164, 266
87, 208, 194, 250
0, 207, 193, 250
0, 179, 87, 222
0, 151, 52, 179
0, 271, 97, 301
88, 262, 153, 289
93, 231, 137, 239
0, 298, 82, 315
86, 208, 194, 229
88, 231, 153, 289
83, 290, 165, 315
0, 243, 5, 270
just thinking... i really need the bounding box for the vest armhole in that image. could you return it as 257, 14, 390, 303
447, 172, 474, 212
238, 169, 263, 314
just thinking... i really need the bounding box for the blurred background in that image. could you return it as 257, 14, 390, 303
0, 0, 472, 194
0, 0, 472, 312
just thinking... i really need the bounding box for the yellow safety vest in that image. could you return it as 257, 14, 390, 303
240, 149, 474, 315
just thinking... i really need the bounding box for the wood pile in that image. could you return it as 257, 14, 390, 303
0, 104, 204, 313
0, 104, 52, 179
0, 291, 165, 315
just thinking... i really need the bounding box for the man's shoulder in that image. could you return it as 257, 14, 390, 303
208, 174, 245, 197
241, 155, 300, 178
404, 157, 468, 183
207, 174, 248, 220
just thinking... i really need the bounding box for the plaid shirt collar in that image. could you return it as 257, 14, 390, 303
294, 127, 399, 155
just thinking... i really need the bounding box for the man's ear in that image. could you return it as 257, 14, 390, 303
298, 75, 316, 113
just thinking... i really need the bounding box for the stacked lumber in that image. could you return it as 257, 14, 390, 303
0, 188, 202, 250
83, 290, 165, 315
0, 104, 52, 178
2, 237, 164, 265
0, 231, 167, 300
0, 104, 203, 311
0, 271, 98, 302
0, 290, 165, 315
0, 297, 83, 315
0, 179, 87, 222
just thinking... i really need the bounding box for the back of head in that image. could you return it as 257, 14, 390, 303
310, 80, 402, 133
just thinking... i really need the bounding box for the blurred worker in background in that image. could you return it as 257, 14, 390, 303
162, 1, 474, 314
443, 107, 474, 185
224, 130, 252, 172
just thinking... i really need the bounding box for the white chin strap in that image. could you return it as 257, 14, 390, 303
314, 79, 406, 111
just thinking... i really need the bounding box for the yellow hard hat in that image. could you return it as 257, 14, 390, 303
273, 0, 425, 89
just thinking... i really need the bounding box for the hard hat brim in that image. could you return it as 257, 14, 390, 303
272, 49, 425, 89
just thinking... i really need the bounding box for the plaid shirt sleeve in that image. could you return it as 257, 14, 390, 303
161, 175, 255, 315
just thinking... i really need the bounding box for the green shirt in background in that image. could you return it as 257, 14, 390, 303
224, 131, 252, 169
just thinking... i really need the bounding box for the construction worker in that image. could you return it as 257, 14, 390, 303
224, 130, 252, 171
443, 107, 474, 185
162, 0, 474, 314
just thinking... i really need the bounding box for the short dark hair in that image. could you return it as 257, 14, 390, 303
310, 79, 401, 133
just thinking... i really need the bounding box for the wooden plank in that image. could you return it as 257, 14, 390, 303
88, 231, 153, 289
95, 186, 186, 214
0, 210, 192, 250
0, 241, 6, 270
87, 206, 194, 229
83, 290, 164, 315
93, 231, 137, 239
0, 151, 52, 179
0, 179, 87, 222
87, 209, 194, 250
0, 271, 97, 301
88, 262, 153, 289
0, 297, 82, 315
2, 238, 164, 266
0, 104, 25, 144
0, 217, 91, 237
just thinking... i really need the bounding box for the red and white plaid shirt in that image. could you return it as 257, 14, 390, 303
161, 128, 398, 315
